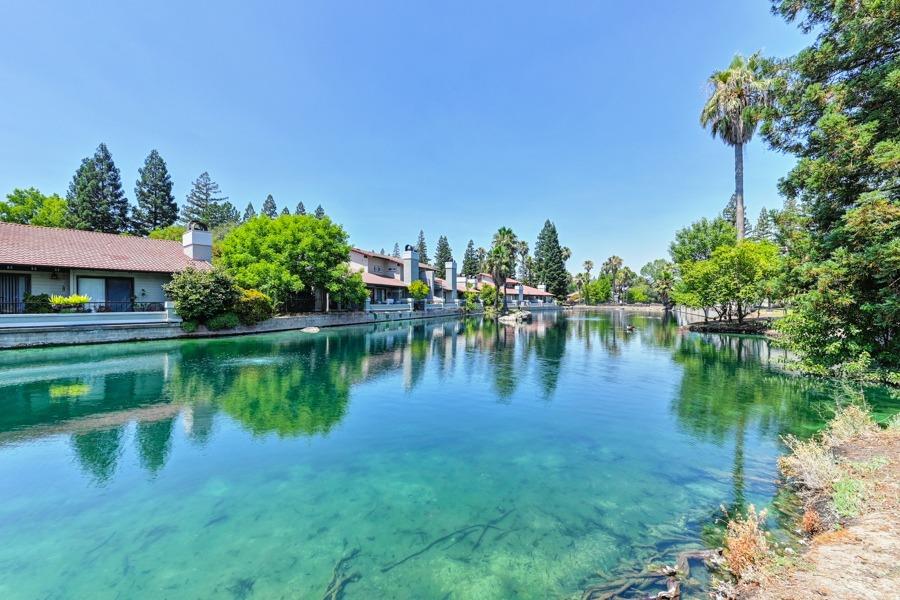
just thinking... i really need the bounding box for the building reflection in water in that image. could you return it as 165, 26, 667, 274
4, 309, 883, 486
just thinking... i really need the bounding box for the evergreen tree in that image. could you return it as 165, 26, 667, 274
532, 220, 568, 299
380, 247, 386, 255
416, 229, 428, 260
314, 204, 325, 219
261, 194, 277, 217
243, 202, 256, 221
132, 149, 177, 235
295, 201, 306, 215
752, 207, 776, 242
433, 235, 453, 278
66, 143, 130, 233
280, 206, 290, 216
461, 240, 479, 277
475, 247, 487, 273
205, 201, 240, 228
722, 194, 752, 238
392, 242, 401, 258
180, 172, 228, 227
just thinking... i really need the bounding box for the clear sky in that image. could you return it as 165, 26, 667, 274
0, 1, 808, 270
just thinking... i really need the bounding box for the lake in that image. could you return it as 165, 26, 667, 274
0, 310, 895, 599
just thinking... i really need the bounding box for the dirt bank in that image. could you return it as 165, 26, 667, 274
740, 420, 900, 600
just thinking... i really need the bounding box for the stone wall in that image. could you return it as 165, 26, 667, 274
0, 307, 465, 350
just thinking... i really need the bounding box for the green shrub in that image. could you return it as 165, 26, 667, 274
23, 293, 52, 313
479, 284, 497, 307
235, 288, 274, 325
163, 267, 239, 323
832, 477, 864, 518
206, 312, 240, 331
181, 320, 198, 333
408, 279, 429, 301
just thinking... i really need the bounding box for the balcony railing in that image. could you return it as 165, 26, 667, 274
0, 301, 166, 315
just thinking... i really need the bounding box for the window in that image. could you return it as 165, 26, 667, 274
0, 273, 30, 313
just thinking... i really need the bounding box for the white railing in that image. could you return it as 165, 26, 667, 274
0, 301, 181, 329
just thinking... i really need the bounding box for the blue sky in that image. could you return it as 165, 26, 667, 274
0, 1, 808, 269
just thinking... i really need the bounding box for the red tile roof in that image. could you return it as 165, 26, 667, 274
361, 272, 408, 288
352, 248, 403, 266
0, 222, 212, 273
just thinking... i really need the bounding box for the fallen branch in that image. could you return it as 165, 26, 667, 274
321, 548, 360, 600
381, 509, 514, 573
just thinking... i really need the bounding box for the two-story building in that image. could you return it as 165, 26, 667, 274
350, 246, 448, 305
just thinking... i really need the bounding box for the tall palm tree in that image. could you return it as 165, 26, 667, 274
601, 255, 623, 297
485, 227, 518, 314
700, 52, 772, 240
574, 272, 588, 303
583, 259, 594, 278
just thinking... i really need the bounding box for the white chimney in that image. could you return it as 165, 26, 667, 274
182, 227, 213, 261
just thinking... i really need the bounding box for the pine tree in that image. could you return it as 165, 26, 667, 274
433, 235, 453, 278
392, 242, 401, 258
753, 207, 776, 242
66, 143, 130, 233
532, 220, 568, 299
243, 202, 257, 221
416, 230, 428, 260
380, 248, 386, 255
281, 206, 290, 216
722, 194, 752, 238
295, 201, 306, 215
314, 204, 325, 219
94, 143, 130, 233
133, 149, 177, 235
205, 201, 240, 228
180, 172, 228, 227
261, 194, 277, 217
476, 247, 487, 273
67, 157, 103, 231
461, 240, 479, 277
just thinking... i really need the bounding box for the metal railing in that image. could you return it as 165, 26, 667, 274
0, 301, 165, 315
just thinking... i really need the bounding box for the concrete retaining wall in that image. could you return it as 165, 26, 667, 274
0, 307, 466, 350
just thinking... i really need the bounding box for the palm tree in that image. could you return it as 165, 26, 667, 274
583, 260, 593, 278
574, 272, 588, 303
561, 246, 572, 262
601, 255, 623, 297
700, 52, 772, 240
485, 227, 518, 314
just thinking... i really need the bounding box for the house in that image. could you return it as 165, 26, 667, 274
448, 273, 555, 305
0, 222, 212, 317
350, 246, 452, 305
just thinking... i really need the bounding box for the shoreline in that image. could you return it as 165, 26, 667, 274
725, 409, 900, 599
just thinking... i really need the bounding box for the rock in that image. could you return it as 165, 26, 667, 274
498, 310, 532, 324
301, 327, 320, 334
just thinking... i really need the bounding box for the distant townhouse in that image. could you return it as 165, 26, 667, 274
349, 246, 449, 305
448, 272, 555, 305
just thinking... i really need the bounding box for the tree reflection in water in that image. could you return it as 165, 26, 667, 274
4, 310, 895, 487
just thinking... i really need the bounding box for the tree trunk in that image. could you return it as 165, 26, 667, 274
734, 142, 745, 240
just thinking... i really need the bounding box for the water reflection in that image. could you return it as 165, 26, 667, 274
0, 311, 895, 486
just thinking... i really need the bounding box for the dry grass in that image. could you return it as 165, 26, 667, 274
733, 406, 900, 599
778, 436, 840, 494
824, 404, 877, 446
723, 505, 773, 582
800, 508, 823, 536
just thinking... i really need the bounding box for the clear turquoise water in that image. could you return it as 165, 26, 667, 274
0, 311, 896, 599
